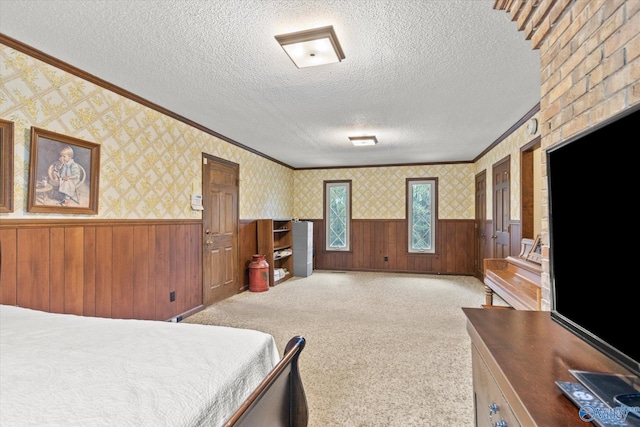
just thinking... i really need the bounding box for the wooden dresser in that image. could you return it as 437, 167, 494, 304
463, 308, 635, 427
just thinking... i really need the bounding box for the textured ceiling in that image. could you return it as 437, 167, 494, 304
0, 0, 541, 169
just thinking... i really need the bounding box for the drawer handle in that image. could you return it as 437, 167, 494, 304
488, 402, 499, 416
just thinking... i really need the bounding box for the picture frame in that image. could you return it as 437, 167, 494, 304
0, 118, 14, 213
525, 234, 542, 264
27, 127, 100, 215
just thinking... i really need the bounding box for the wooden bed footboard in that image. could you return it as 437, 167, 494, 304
225, 336, 308, 427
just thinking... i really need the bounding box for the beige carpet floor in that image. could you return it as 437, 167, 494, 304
185, 270, 498, 426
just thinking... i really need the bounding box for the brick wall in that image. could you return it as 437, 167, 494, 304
495, 0, 640, 309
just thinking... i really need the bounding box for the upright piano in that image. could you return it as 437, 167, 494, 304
483, 237, 542, 310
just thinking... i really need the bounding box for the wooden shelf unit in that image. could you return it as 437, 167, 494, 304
257, 219, 293, 286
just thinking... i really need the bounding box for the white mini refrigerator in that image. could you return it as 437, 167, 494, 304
292, 221, 313, 277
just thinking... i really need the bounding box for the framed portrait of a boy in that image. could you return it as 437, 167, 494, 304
0, 118, 14, 213
27, 127, 100, 215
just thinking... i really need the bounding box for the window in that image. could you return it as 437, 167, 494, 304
407, 178, 437, 253
325, 181, 351, 251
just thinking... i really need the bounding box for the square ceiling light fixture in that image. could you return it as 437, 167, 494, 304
275, 25, 345, 68
349, 136, 378, 146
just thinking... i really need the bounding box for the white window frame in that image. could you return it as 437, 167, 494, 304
407, 178, 437, 254
324, 181, 351, 252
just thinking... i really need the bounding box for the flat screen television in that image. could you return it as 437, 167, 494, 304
547, 102, 640, 378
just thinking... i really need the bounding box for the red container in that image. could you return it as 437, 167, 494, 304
248, 254, 269, 292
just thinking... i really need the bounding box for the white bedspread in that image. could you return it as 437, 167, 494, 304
0, 305, 280, 427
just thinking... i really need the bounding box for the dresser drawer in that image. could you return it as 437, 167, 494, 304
472, 346, 521, 427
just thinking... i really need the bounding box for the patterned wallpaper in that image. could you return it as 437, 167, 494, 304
0, 44, 293, 220
473, 115, 540, 221
294, 163, 475, 220
1, 43, 532, 222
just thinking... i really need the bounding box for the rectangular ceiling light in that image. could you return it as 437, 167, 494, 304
275, 25, 345, 69
349, 136, 378, 146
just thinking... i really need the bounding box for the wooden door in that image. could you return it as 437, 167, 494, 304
492, 157, 510, 258
202, 155, 239, 306
474, 170, 487, 279
520, 136, 541, 240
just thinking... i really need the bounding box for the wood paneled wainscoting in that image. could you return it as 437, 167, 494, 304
309, 218, 475, 275
0, 219, 202, 321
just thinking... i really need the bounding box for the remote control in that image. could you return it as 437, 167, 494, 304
556, 381, 638, 427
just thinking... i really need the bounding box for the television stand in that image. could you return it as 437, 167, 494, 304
463, 308, 637, 426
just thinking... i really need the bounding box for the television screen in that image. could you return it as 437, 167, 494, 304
547, 103, 640, 378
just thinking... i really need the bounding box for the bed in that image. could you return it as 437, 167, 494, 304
0, 304, 308, 427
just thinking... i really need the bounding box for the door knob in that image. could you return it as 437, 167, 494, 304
205, 229, 211, 234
